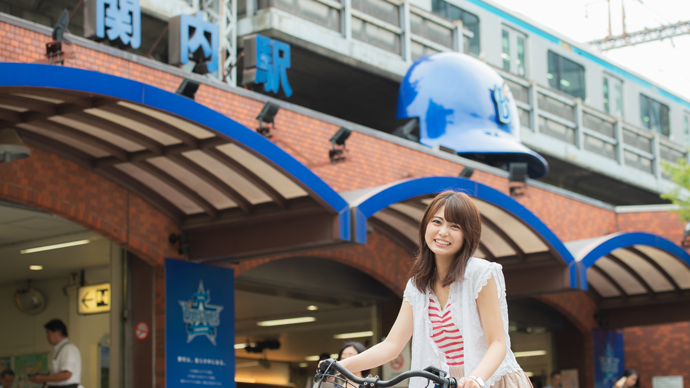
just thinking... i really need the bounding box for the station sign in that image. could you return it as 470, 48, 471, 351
84, 0, 142, 49
77, 283, 111, 315
169, 11, 219, 73
243, 35, 293, 97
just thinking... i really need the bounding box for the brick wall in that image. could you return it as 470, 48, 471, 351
234, 230, 414, 295
623, 322, 690, 388
0, 147, 180, 265
617, 211, 685, 246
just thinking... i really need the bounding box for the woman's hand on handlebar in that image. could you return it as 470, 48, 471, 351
458, 377, 481, 388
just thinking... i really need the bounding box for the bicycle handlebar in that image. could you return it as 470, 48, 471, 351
317, 359, 457, 388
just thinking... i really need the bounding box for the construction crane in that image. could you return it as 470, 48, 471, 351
588, 20, 690, 51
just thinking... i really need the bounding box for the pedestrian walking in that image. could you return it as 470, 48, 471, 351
544, 372, 560, 388
28, 319, 81, 388
337, 342, 369, 381
0, 370, 14, 388
321, 191, 533, 388
613, 370, 638, 388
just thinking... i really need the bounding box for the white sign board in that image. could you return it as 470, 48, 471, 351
562, 369, 579, 388
382, 341, 411, 387
77, 283, 111, 314
653, 376, 683, 388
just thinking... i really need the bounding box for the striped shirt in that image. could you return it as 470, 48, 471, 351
428, 294, 464, 366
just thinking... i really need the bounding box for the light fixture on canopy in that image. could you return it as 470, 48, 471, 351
0, 128, 31, 163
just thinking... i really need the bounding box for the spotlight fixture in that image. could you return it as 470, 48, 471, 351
328, 127, 352, 164
459, 167, 474, 179
508, 162, 528, 197
175, 78, 199, 100
392, 119, 419, 142
0, 129, 31, 163
683, 222, 690, 248
256, 102, 280, 138
245, 339, 281, 353
45, 9, 72, 65
169, 233, 191, 255
307, 305, 318, 311
29, 265, 43, 271
176, 79, 201, 100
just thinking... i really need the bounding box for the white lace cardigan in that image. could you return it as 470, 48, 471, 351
402, 258, 522, 388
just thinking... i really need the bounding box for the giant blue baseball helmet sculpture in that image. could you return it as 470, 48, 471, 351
397, 52, 549, 179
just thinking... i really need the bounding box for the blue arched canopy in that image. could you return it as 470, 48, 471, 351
344, 176, 578, 291
0, 63, 349, 261
570, 232, 690, 299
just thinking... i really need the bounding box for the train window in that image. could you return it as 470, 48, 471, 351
501, 26, 527, 77
432, 0, 480, 56
603, 74, 623, 117
547, 51, 585, 100
640, 94, 670, 137
501, 29, 510, 71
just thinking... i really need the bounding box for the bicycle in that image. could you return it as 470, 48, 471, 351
315, 359, 458, 388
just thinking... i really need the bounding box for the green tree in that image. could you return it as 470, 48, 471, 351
661, 158, 690, 222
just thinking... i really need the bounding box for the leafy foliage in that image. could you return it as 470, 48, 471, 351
661, 158, 690, 222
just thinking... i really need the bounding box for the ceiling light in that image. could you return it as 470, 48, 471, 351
333, 331, 374, 339
256, 317, 315, 327
330, 353, 337, 359
513, 350, 547, 358
524, 372, 534, 377
29, 265, 43, 271
299, 362, 309, 368
234, 343, 246, 349
307, 305, 318, 311
305, 355, 320, 361
21, 239, 90, 254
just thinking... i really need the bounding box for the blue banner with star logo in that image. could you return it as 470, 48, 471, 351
166, 259, 235, 388
593, 329, 625, 388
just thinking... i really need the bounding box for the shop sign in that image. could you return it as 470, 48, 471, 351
593, 329, 624, 388
166, 259, 235, 388
652, 376, 683, 388
243, 35, 293, 97
84, 0, 141, 49
561, 369, 579, 388
169, 12, 219, 73
135, 321, 150, 341
77, 283, 111, 315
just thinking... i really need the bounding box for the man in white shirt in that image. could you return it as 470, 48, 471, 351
544, 372, 561, 388
29, 320, 81, 388
0, 369, 14, 388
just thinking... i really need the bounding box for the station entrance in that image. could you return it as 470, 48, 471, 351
0, 199, 122, 388
234, 257, 400, 388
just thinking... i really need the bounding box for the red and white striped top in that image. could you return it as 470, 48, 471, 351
428, 295, 464, 366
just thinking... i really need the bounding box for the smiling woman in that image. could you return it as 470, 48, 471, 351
334, 190, 534, 388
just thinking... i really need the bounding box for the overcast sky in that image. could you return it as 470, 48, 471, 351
489, 0, 690, 101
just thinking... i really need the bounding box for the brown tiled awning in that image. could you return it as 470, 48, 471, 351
0, 64, 350, 261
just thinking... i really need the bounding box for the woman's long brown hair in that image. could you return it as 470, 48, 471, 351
409, 190, 482, 293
